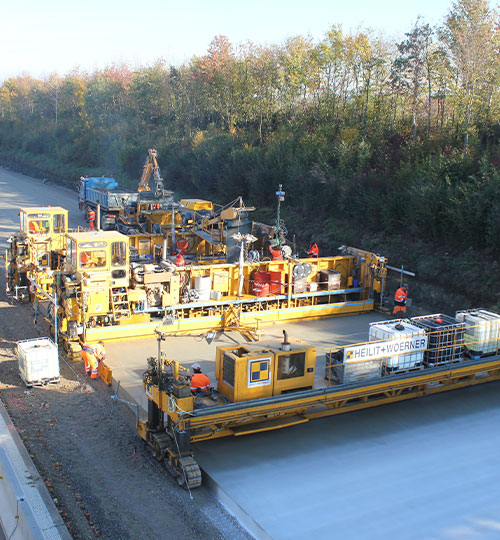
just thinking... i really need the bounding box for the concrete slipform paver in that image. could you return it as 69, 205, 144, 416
105, 313, 500, 540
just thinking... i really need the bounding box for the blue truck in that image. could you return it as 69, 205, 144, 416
78, 177, 139, 230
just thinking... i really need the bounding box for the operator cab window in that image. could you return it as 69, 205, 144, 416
111, 242, 126, 266
80, 250, 106, 268
28, 218, 50, 235
277, 352, 306, 380
53, 214, 66, 233
68, 239, 77, 268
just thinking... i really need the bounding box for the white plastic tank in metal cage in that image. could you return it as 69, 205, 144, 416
17, 337, 59, 387
455, 309, 500, 357
369, 319, 426, 371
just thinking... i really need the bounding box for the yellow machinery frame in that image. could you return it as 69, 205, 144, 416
137, 326, 500, 489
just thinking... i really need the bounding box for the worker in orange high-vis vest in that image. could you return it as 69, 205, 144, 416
80, 343, 99, 379
87, 208, 96, 230
29, 220, 41, 234
393, 283, 408, 316
176, 252, 185, 266
269, 245, 283, 261
190, 363, 210, 394
307, 242, 319, 258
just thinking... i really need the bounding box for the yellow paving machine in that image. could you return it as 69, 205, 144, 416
49, 229, 387, 350
138, 313, 500, 489
5, 207, 69, 301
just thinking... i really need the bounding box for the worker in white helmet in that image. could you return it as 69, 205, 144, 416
190, 363, 210, 393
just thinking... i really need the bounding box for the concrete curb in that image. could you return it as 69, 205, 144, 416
0, 402, 72, 540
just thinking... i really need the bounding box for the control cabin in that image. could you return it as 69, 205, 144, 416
64, 230, 130, 288
19, 206, 68, 253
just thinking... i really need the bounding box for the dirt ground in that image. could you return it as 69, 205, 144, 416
0, 273, 252, 540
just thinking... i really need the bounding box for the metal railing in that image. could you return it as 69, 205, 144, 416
324, 318, 500, 387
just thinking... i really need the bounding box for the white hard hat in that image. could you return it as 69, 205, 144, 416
192, 362, 201, 370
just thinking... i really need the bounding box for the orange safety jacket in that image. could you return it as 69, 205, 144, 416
307, 243, 319, 258
29, 221, 41, 233
87, 209, 96, 219
269, 246, 283, 261
190, 372, 210, 392
394, 287, 408, 304
94, 343, 106, 362
81, 345, 99, 378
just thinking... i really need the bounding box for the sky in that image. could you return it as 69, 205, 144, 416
1, 0, 460, 82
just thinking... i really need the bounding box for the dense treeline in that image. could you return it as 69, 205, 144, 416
2, 0, 500, 252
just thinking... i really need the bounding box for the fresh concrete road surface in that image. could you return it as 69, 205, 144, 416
2, 166, 500, 540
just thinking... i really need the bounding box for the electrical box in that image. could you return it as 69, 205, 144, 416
216, 341, 316, 402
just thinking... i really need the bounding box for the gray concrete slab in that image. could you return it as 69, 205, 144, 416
195, 382, 500, 540
105, 313, 500, 540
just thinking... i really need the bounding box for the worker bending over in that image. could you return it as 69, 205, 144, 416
80, 343, 99, 379
307, 242, 319, 258
393, 283, 409, 316
190, 363, 210, 393
95, 341, 106, 363
269, 245, 283, 261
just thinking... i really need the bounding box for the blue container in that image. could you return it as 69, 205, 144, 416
86, 177, 118, 190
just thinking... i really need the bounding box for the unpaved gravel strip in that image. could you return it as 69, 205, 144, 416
0, 276, 252, 540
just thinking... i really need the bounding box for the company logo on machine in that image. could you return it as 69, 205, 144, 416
344, 337, 428, 363
248, 357, 272, 387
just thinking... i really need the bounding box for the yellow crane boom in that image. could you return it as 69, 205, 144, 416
138, 148, 165, 197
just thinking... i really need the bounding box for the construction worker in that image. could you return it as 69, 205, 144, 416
307, 242, 319, 258
87, 208, 96, 230
190, 363, 210, 394
80, 252, 96, 268
269, 245, 283, 261
393, 283, 409, 316
95, 341, 106, 363
80, 343, 99, 379
175, 252, 185, 266
29, 220, 41, 233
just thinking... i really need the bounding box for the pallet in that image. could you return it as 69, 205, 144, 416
22, 376, 60, 388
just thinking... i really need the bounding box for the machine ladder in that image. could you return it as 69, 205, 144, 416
110, 288, 131, 320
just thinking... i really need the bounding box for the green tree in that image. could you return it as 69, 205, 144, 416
440, 0, 499, 156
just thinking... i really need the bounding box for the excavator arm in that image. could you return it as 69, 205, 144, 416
138, 148, 165, 197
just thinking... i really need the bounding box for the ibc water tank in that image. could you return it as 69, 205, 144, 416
410, 314, 465, 365
455, 309, 500, 357
369, 319, 425, 371
17, 337, 59, 386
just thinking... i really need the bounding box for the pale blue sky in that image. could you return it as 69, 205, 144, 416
0, 0, 466, 81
